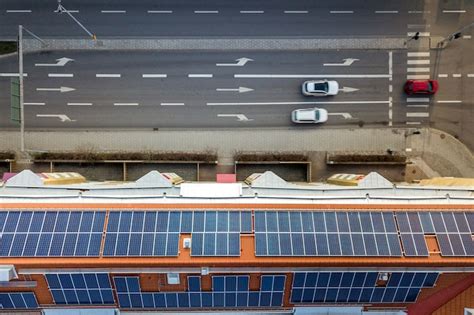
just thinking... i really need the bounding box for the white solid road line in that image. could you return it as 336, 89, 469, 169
6, 10, 32, 13
188, 74, 213, 78
114, 103, 139, 106
437, 100, 462, 103
330, 11, 354, 13
438, 74, 448, 78
407, 112, 429, 118
375, 11, 398, 13
407, 97, 430, 102
48, 73, 74, 77
0, 73, 28, 77
24, 102, 45, 106
101, 10, 126, 13
207, 100, 389, 106
68, 103, 92, 106
240, 10, 264, 13
407, 52, 430, 57
148, 10, 172, 13
407, 32, 430, 37
407, 59, 430, 65
235, 74, 391, 78
407, 75, 430, 79
452, 74, 461, 78
142, 74, 167, 78
161, 103, 185, 106
407, 68, 430, 72
284, 10, 308, 14
96, 74, 121, 78
194, 10, 219, 13
407, 104, 429, 108
442, 10, 466, 13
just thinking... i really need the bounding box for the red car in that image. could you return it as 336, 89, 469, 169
404, 80, 438, 95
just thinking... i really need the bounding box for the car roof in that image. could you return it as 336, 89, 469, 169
411, 81, 429, 90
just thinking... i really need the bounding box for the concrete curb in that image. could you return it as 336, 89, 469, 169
23, 38, 407, 52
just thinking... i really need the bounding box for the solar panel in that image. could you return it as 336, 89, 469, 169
46, 273, 114, 305
0, 211, 105, 257
254, 211, 402, 257
291, 272, 437, 304
0, 293, 38, 309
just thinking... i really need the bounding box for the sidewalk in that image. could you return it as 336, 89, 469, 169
0, 128, 472, 177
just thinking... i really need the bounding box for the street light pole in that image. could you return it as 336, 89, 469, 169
55, 0, 97, 40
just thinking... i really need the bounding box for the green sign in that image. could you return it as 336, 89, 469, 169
10, 77, 20, 123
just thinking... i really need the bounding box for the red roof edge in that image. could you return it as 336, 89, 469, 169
408, 274, 474, 315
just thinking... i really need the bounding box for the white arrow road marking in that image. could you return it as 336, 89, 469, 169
208, 100, 389, 106
36, 114, 76, 122
216, 87, 254, 93
36, 86, 75, 93
323, 58, 359, 66
35, 57, 74, 67
339, 86, 359, 93
217, 114, 254, 122
328, 113, 354, 119
235, 74, 389, 78
216, 57, 254, 67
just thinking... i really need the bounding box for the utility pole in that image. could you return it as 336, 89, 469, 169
18, 25, 25, 152
55, 0, 97, 40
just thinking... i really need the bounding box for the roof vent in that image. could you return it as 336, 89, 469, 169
378, 272, 389, 282
183, 238, 191, 249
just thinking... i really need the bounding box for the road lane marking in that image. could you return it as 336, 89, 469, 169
96, 74, 121, 78
188, 74, 213, 78
6, 10, 32, 13
68, 102, 92, 106
114, 103, 139, 106
407, 104, 429, 108
284, 10, 308, 14
468, 74, 474, 77
437, 100, 462, 103
330, 11, 354, 14
389, 85, 393, 92
389, 51, 393, 81
408, 11, 431, 14
240, 10, 264, 14
375, 10, 398, 13
0, 73, 28, 77
148, 10, 172, 13
24, 102, 45, 106
207, 100, 389, 106
452, 74, 461, 77
407, 74, 430, 79
438, 74, 448, 78
101, 10, 126, 13
407, 112, 429, 117
388, 96, 393, 126
235, 74, 391, 78
407, 52, 430, 57
48, 73, 74, 77
407, 98, 430, 102
443, 10, 466, 13
142, 74, 167, 78
53, 9, 78, 13
161, 103, 185, 106
406, 122, 422, 125
407, 68, 430, 72
407, 24, 430, 29
194, 10, 219, 13
463, 35, 471, 39
407, 32, 430, 37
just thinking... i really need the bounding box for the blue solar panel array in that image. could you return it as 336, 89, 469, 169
103, 211, 251, 257
115, 274, 285, 309
291, 272, 439, 304
255, 211, 402, 256
396, 212, 474, 257
46, 273, 115, 305
0, 211, 105, 257
0, 293, 38, 309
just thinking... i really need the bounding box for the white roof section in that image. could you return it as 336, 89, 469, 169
181, 183, 242, 198
5, 170, 44, 187
135, 170, 173, 188
249, 171, 291, 188
358, 172, 393, 188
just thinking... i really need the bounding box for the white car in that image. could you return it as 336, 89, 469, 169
302, 80, 339, 96
291, 108, 328, 124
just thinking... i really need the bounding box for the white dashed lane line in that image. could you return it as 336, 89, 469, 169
375, 11, 398, 14
407, 98, 430, 102
48, 73, 74, 78
96, 74, 121, 78
240, 10, 264, 14
24, 102, 45, 106
408, 11, 431, 14
330, 11, 354, 14
188, 74, 213, 78
101, 10, 126, 13
6, 10, 32, 13
284, 11, 308, 14
468, 74, 474, 78
407, 24, 430, 29
442, 10, 466, 13
194, 10, 219, 14
0, 73, 28, 77
68, 103, 92, 106
406, 122, 422, 125
147, 10, 172, 13
161, 103, 185, 106
437, 100, 462, 103
438, 74, 448, 78
452, 74, 462, 78
407, 68, 429, 72
142, 74, 167, 78
463, 35, 472, 39
114, 103, 139, 106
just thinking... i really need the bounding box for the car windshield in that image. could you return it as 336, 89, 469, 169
428, 82, 433, 92
313, 82, 328, 92
315, 111, 320, 120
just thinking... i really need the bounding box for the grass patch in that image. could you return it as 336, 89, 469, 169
0, 42, 17, 55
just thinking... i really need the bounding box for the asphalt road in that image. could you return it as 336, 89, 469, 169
0, 49, 420, 129
0, 0, 471, 38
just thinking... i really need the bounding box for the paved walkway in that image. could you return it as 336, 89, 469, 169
0, 127, 472, 177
